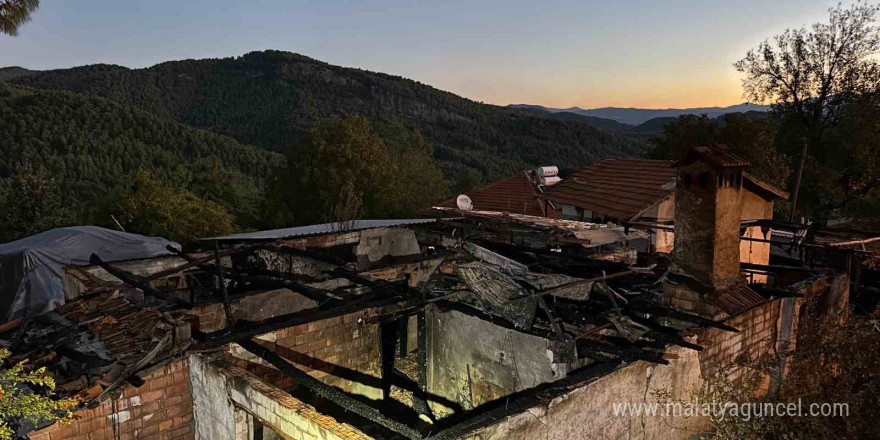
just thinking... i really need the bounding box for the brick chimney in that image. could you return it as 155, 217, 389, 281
673, 145, 748, 287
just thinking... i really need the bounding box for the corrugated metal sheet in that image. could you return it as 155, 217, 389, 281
542, 158, 676, 221
203, 218, 437, 241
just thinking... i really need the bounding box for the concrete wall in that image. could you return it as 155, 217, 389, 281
640, 197, 675, 253
427, 307, 571, 409
190, 354, 238, 440
30, 359, 195, 440
463, 347, 708, 440
191, 355, 372, 440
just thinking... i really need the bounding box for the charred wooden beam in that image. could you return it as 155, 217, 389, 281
625, 302, 739, 332
414, 310, 431, 417
575, 338, 669, 365
165, 246, 341, 303
262, 346, 460, 411
536, 295, 566, 341
192, 293, 408, 350
398, 318, 409, 358
89, 254, 191, 308
214, 241, 236, 328
238, 339, 425, 440
360, 291, 465, 325
433, 300, 554, 339
379, 321, 399, 410
145, 244, 261, 282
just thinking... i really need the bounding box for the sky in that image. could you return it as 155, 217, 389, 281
0, 0, 841, 109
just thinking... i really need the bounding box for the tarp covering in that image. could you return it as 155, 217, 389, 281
0, 226, 179, 320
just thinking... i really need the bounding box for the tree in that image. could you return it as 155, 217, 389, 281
0, 349, 76, 439
648, 114, 790, 189
0, 163, 71, 243
736, 2, 880, 217
648, 114, 719, 160
271, 114, 447, 226
109, 170, 235, 244
0, 0, 39, 36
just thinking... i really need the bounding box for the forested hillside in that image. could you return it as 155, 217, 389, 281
0, 83, 282, 233
9, 50, 650, 184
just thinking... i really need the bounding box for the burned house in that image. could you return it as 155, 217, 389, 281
1, 148, 859, 440
541, 152, 788, 282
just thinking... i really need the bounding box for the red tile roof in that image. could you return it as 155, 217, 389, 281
542, 158, 676, 221
438, 172, 560, 218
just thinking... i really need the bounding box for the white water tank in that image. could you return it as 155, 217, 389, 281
536, 166, 559, 178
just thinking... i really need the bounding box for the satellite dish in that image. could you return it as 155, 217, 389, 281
456, 194, 474, 211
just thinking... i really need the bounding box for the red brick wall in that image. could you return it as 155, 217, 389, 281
697, 299, 783, 379
228, 309, 381, 395
30, 359, 194, 440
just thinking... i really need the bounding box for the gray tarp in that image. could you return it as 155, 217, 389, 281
0, 226, 179, 320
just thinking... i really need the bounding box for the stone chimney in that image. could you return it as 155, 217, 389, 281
673, 145, 748, 287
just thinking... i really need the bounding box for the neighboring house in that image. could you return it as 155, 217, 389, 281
542, 149, 787, 281
436, 169, 562, 218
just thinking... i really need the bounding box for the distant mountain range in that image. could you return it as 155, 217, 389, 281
509, 103, 770, 126
2, 51, 652, 188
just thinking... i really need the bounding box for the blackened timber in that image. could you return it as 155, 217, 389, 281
263, 346, 462, 411
379, 321, 399, 409
625, 303, 739, 332
214, 241, 236, 328
166, 246, 341, 303
426, 357, 626, 440
536, 295, 566, 340
238, 339, 425, 440
576, 338, 669, 365
361, 291, 465, 325
398, 318, 409, 357
433, 300, 555, 339
146, 244, 259, 282
414, 310, 431, 417
230, 275, 343, 303
192, 293, 408, 350
623, 314, 704, 351
89, 254, 191, 307
643, 330, 703, 351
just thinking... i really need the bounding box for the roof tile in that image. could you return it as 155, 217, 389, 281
543, 159, 676, 220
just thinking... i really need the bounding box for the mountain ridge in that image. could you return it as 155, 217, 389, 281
5, 50, 651, 184
509, 102, 770, 125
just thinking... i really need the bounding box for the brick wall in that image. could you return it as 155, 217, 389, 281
30, 359, 194, 440
187, 289, 317, 334
228, 309, 381, 398
697, 298, 783, 379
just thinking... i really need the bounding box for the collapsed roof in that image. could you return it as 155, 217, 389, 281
0, 226, 179, 320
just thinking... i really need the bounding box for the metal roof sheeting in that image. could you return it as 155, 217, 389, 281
203, 218, 437, 241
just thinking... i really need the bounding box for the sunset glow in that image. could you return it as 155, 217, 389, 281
0, 0, 841, 109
